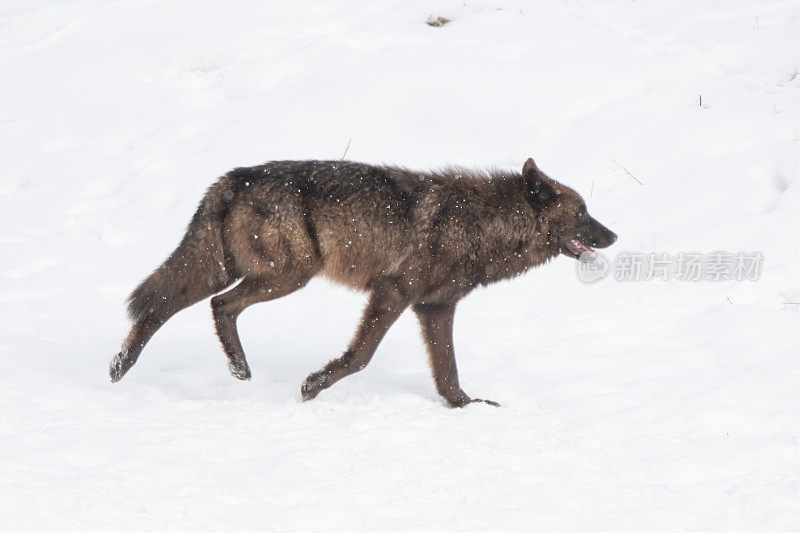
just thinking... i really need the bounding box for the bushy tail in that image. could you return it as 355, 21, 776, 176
126, 176, 238, 324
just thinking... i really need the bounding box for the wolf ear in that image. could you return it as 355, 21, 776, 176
522, 157, 539, 175
522, 158, 556, 204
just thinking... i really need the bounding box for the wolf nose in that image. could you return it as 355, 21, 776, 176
608, 231, 618, 245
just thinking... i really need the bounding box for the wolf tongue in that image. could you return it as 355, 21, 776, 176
570, 239, 595, 256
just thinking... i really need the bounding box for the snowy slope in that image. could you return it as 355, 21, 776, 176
0, 0, 797, 530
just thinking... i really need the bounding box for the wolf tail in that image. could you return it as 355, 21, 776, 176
126, 176, 238, 323
111, 175, 240, 382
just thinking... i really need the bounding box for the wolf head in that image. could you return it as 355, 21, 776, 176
521, 158, 617, 259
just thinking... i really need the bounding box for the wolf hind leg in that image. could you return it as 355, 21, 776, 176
110, 275, 235, 383
110, 317, 163, 383
211, 270, 314, 380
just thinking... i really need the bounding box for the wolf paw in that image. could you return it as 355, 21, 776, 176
446, 391, 500, 408
109, 352, 128, 383
301, 371, 328, 401
228, 359, 251, 381
473, 398, 501, 407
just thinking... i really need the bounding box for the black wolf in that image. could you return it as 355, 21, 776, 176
110, 158, 616, 407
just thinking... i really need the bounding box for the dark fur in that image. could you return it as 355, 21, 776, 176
110, 158, 616, 407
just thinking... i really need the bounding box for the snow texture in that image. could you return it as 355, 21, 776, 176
0, 0, 797, 530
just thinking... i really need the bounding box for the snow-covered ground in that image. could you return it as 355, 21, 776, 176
0, 1, 798, 530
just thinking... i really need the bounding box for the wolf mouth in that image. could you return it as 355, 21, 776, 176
565, 238, 595, 257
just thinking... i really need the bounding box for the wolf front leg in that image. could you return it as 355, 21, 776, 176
413, 301, 499, 408
301, 281, 408, 401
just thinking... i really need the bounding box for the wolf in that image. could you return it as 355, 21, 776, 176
109, 158, 616, 407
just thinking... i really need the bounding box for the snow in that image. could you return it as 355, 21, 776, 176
0, 0, 798, 530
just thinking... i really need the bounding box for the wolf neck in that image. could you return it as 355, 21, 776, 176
470, 175, 559, 286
